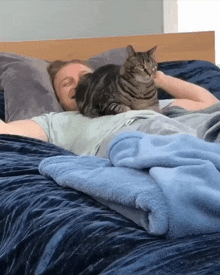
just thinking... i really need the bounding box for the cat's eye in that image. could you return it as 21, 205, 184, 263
136, 64, 144, 70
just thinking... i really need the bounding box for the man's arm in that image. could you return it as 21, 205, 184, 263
155, 71, 219, 110
0, 120, 48, 141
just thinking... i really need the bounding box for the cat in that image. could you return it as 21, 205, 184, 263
75, 45, 159, 118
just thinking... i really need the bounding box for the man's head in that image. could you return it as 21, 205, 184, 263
47, 59, 93, 111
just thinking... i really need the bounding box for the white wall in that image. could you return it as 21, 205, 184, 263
0, 0, 163, 41
163, 0, 178, 33
178, 0, 220, 64
163, 0, 219, 64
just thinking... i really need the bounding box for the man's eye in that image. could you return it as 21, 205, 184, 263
63, 82, 71, 87
62, 77, 76, 88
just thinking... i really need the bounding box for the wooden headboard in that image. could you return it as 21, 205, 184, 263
0, 31, 215, 63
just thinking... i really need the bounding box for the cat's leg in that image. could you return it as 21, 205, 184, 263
106, 103, 131, 115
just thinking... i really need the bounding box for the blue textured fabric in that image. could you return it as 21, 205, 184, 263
108, 132, 220, 238
39, 154, 168, 236
2, 136, 220, 274
39, 132, 220, 239
0, 135, 154, 274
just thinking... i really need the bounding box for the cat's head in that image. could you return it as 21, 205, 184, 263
120, 45, 158, 79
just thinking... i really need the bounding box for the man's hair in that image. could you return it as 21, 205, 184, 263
47, 59, 93, 92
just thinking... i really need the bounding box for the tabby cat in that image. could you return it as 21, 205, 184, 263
75, 45, 159, 118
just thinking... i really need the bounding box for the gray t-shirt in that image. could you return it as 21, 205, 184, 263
32, 110, 163, 155
32, 101, 220, 158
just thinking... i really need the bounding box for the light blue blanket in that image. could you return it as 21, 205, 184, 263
39, 132, 220, 239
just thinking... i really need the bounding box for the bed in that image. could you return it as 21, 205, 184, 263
1, 31, 220, 274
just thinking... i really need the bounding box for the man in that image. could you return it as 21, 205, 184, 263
0, 65, 218, 156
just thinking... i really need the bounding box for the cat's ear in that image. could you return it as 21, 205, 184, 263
126, 45, 136, 58
148, 45, 158, 56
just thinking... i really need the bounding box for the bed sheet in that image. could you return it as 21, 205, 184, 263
1, 135, 220, 275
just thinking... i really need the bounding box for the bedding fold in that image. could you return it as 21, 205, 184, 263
39, 131, 220, 239
39, 155, 168, 236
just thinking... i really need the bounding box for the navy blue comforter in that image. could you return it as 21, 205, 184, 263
1, 135, 220, 275
1, 60, 220, 274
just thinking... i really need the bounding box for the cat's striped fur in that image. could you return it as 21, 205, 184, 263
75, 45, 159, 118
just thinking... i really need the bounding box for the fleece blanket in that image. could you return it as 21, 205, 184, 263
39, 131, 220, 239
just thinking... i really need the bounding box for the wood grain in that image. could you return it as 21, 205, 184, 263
0, 31, 215, 63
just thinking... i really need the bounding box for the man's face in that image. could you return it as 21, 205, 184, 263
54, 63, 93, 111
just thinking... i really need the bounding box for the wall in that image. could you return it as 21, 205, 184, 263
163, 0, 178, 33
163, 0, 219, 64
178, 0, 219, 64
0, 0, 163, 41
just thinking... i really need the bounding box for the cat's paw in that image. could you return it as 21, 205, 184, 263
107, 103, 131, 115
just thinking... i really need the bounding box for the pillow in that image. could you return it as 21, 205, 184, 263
88, 47, 128, 70
0, 52, 64, 122
0, 90, 5, 121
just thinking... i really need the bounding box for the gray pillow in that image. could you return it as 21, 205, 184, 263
88, 47, 127, 70
0, 52, 64, 122
0, 48, 128, 122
